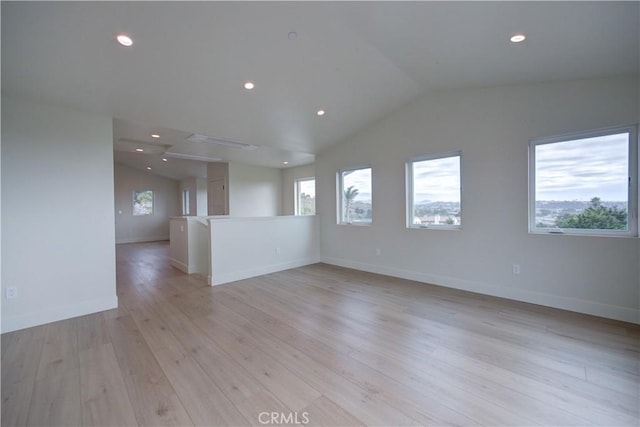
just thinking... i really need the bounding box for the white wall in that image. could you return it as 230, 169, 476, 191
1, 96, 118, 333
169, 217, 210, 276
196, 178, 208, 216
282, 164, 315, 215
179, 177, 197, 216
317, 75, 640, 323
178, 177, 208, 216
209, 216, 320, 285
228, 162, 283, 216
114, 163, 179, 244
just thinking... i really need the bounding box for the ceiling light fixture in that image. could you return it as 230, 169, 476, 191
116, 34, 133, 47
135, 148, 144, 152
283, 161, 289, 165
510, 34, 526, 43
244, 81, 255, 90
317, 109, 325, 116
186, 134, 259, 150
151, 134, 160, 139
163, 152, 224, 162
146, 167, 152, 170
162, 158, 168, 162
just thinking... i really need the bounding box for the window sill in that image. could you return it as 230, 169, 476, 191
529, 229, 637, 238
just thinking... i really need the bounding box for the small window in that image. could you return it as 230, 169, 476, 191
529, 126, 637, 236
295, 178, 316, 216
338, 166, 372, 225
133, 190, 154, 216
182, 189, 190, 216
407, 152, 461, 229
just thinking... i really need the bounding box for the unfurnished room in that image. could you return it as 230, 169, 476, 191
1, 1, 639, 426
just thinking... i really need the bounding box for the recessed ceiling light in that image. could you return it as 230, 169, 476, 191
283, 161, 289, 165
162, 158, 168, 162
116, 34, 133, 47
146, 167, 152, 170
510, 34, 526, 43
317, 109, 325, 116
244, 81, 255, 90
135, 148, 144, 152
151, 134, 160, 139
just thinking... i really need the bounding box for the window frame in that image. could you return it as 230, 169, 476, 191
337, 165, 373, 226
133, 189, 154, 216
406, 151, 462, 230
528, 125, 638, 237
182, 189, 190, 216
295, 177, 316, 216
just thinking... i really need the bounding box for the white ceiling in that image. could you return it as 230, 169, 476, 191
2, 2, 638, 180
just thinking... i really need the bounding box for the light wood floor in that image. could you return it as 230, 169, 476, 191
2, 242, 639, 426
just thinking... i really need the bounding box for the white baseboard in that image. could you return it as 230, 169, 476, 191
210, 256, 320, 286
1, 295, 119, 333
169, 258, 194, 274
321, 256, 639, 324
116, 235, 169, 244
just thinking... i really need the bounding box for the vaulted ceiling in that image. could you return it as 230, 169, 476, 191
3, 2, 638, 179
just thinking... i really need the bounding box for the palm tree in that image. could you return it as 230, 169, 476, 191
344, 186, 359, 222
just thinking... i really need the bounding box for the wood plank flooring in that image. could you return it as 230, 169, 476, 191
2, 241, 639, 426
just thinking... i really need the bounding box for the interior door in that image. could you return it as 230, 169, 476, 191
208, 178, 227, 215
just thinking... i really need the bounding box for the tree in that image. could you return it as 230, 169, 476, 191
555, 197, 627, 230
344, 186, 359, 222
299, 193, 315, 215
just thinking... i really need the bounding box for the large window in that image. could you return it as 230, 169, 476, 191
407, 152, 461, 229
338, 166, 372, 225
295, 178, 316, 216
529, 126, 637, 236
133, 190, 154, 216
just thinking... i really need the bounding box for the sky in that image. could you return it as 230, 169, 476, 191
535, 132, 629, 202
298, 179, 315, 198
413, 156, 460, 202
342, 168, 371, 201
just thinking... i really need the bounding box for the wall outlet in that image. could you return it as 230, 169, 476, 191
375, 248, 381, 256
6, 287, 18, 299
512, 264, 521, 275
276, 247, 281, 255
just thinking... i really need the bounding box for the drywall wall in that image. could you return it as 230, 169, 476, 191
196, 178, 208, 216
114, 163, 179, 244
169, 216, 210, 276
179, 177, 209, 216
179, 177, 197, 216
282, 164, 316, 215
316, 75, 640, 323
1, 96, 117, 333
228, 162, 283, 216
209, 215, 320, 285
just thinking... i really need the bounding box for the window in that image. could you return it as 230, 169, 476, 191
338, 166, 372, 225
182, 189, 190, 215
407, 152, 461, 229
133, 190, 154, 216
295, 178, 316, 216
529, 126, 637, 236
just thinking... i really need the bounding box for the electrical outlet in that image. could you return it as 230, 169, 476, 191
276, 247, 281, 255
512, 264, 521, 275
6, 287, 18, 299
375, 248, 381, 256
